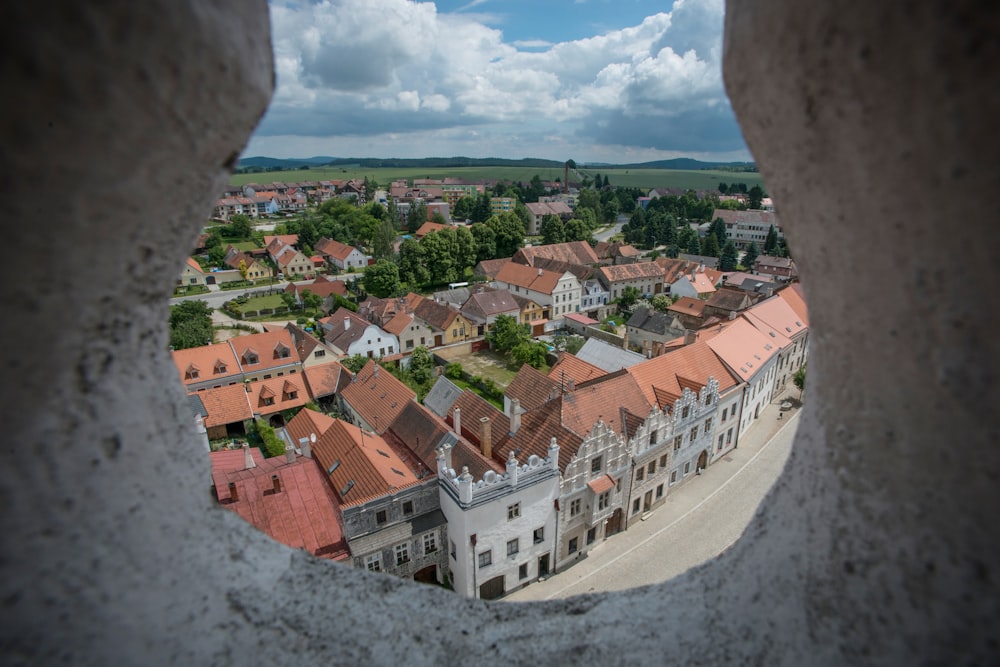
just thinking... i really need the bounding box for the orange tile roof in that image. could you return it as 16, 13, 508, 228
263, 234, 299, 248
302, 361, 348, 399
560, 372, 651, 439
475, 258, 511, 278
598, 261, 665, 284
588, 474, 616, 494
314, 237, 359, 261
776, 283, 809, 327
669, 297, 706, 317
548, 353, 606, 385
655, 257, 702, 285
381, 312, 414, 336
194, 384, 253, 427
627, 340, 741, 410
286, 409, 419, 507
495, 397, 582, 472
514, 241, 599, 267
415, 222, 449, 237
246, 375, 308, 416
495, 262, 563, 295
228, 328, 299, 374
338, 360, 416, 433
211, 447, 349, 561
297, 276, 348, 299
185, 257, 203, 272
704, 317, 781, 383
172, 342, 241, 386
449, 390, 510, 446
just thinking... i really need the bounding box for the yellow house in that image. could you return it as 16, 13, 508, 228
412, 299, 474, 347
512, 295, 545, 326
178, 257, 206, 286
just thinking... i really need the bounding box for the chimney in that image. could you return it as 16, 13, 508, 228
509, 398, 521, 434
684, 329, 697, 345
285, 440, 296, 464
303, 433, 314, 458
242, 442, 256, 470
479, 416, 492, 459
538, 268, 543, 276
271, 474, 282, 494
453, 407, 462, 437
622, 331, 629, 350
567, 378, 575, 392
343, 316, 350, 331
373, 364, 379, 378
227, 482, 239, 502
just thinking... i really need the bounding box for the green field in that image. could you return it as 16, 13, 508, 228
230, 166, 764, 191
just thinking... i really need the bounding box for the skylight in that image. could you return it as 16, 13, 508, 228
340, 480, 355, 496
327, 460, 340, 474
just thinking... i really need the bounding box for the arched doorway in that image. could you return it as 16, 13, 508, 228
269, 413, 285, 428
697, 450, 708, 471
413, 565, 437, 584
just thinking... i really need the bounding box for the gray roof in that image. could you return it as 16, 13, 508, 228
575, 338, 646, 373
678, 253, 720, 269
626, 306, 685, 337
432, 286, 473, 308
187, 394, 208, 418
422, 376, 464, 419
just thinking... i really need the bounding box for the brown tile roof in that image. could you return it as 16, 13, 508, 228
560, 371, 651, 439
298, 276, 348, 299
548, 353, 606, 385
474, 258, 511, 279
314, 237, 358, 261
712, 209, 779, 227
302, 361, 349, 399
263, 234, 299, 248
529, 257, 597, 282
494, 397, 582, 473
460, 290, 521, 322
655, 257, 701, 285
339, 360, 416, 433
412, 298, 461, 331
449, 390, 510, 445
513, 241, 599, 267
210, 447, 348, 561
228, 329, 298, 374
320, 307, 373, 351
505, 363, 560, 411
172, 342, 244, 387
194, 384, 254, 428
705, 288, 752, 312
415, 222, 449, 237
626, 340, 741, 411
599, 261, 665, 284
494, 262, 563, 295
381, 312, 414, 336
669, 297, 707, 318
286, 409, 419, 508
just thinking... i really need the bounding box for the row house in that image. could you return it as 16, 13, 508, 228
314, 237, 369, 271
493, 263, 581, 322
703, 288, 754, 321
579, 279, 610, 314
382, 311, 436, 354
669, 269, 719, 300
704, 318, 781, 441
213, 196, 258, 220
712, 208, 783, 250
753, 255, 798, 282
625, 306, 686, 355
284, 409, 447, 582
668, 297, 708, 330
320, 307, 399, 359
598, 261, 665, 300
174, 328, 301, 392
593, 241, 643, 266
412, 298, 474, 347
222, 246, 268, 281
459, 288, 521, 337
741, 286, 809, 395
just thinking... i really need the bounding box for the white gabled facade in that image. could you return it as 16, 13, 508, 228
437, 441, 561, 600
663, 379, 721, 487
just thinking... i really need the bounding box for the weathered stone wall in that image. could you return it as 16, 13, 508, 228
2, 1, 997, 665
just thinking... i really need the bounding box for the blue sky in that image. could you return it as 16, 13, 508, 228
244, 0, 749, 163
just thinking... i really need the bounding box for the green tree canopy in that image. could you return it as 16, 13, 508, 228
719, 239, 739, 271
764, 225, 779, 254
486, 212, 525, 258
342, 355, 368, 374
793, 365, 806, 398
169, 300, 213, 350
616, 286, 642, 314
398, 237, 430, 286
701, 233, 720, 258
748, 185, 764, 210
742, 241, 759, 269
408, 346, 435, 385
511, 341, 548, 369
470, 223, 497, 263
372, 216, 397, 261
363, 259, 401, 298
540, 214, 565, 245
486, 314, 531, 354
227, 214, 252, 239
301, 289, 323, 312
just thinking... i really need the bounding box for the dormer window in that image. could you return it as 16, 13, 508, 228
185, 365, 200, 381
243, 351, 259, 365
274, 344, 290, 359
262, 396, 274, 406
214, 360, 227, 374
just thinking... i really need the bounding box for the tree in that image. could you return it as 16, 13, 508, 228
764, 225, 779, 254
363, 259, 401, 298
748, 185, 764, 210
701, 234, 720, 258
793, 365, 806, 399
398, 238, 430, 286
742, 242, 760, 269
650, 294, 673, 312
718, 182, 729, 194
341, 355, 368, 374
372, 216, 397, 261
616, 286, 642, 314
408, 346, 434, 385
169, 300, 213, 350
485, 314, 530, 354
281, 291, 298, 311
421, 231, 459, 285
719, 240, 739, 271
407, 200, 427, 234
207, 244, 226, 267
452, 196, 475, 221
540, 214, 565, 245
710, 217, 727, 247
566, 159, 576, 170
470, 223, 497, 262
228, 214, 253, 240
486, 212, 525, 258
301, 289, 323, 312
237, 258, 249, 281
686, 231, 702, 255
511, 341, 548, 369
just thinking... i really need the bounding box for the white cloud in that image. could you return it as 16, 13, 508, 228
250, 0, 746, 160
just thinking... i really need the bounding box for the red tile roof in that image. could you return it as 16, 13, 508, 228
704, 318, 781, 383
286, 409, 420, 508
415, 222, 449, 237
338, 360, 416, 433
297, 275, 348, 299
194, 384, 254, 428
776, 283, 809, 326
228, 329, 299, 374
314, 237, 359, 262
505, 363, 559, 411
495, 262, 563, 295
669, 297, 706, 318
172, 342, 241, 386
302, 361, 349, 399
588, 474, 616, 494
560, 372, 651, 439
263, 234, 299, 248
247, 375, 309, 416
494, 397, 582, 472
210, 446, 349, 560
548, 353, 606, 385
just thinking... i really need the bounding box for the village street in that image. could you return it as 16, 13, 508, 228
505, 397, 800, 601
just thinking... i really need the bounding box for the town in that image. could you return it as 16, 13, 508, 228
174, 171, 807, 600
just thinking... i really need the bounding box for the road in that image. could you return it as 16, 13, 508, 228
506, 405, 799, 601
593, 215, 627, 243
169, 276, 349, 309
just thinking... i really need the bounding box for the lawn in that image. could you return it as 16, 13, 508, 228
231, 166, 767, 191
240, 293, 285, 311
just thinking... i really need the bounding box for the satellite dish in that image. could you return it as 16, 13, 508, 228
310, 433, 317, 443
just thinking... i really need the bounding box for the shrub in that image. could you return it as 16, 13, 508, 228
445, 362, 464, 380
254, 419, 286, 458
296, 317, 308, 325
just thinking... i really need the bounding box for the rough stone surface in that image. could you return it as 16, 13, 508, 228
2, 1, 998, 665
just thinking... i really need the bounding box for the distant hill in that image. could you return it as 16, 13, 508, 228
321, 156, 566, 169
236, 156, 337, 170
613, 158, 757, 171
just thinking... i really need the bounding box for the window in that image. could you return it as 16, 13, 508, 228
598, 491, 610, 510
586, 527, 596, 545
286, 390, 297, 399
478, 550, 492, 568
262, 396, 274, 406
365, 553, 381, 572
721, 407, 727, 422
376, 510, 387, 525
690, 426, 699, 440
449, 539, 456, 559
718, 434, 725, 451
395, 543, 410, 565
402, 500, 414, 515
314, 349, 325, 358
684, 462, 691, 475
648, 429, 658, 446
507, 539, 519, 557
704, 418, 712, 432
659, 455, 668, 468
727, 428, 733, 444
633, 498, 641, 514
568, 537, 578, 555
706, 394, 714, 405
533, 527, 544, 544
674, 436, 683, 451
656, 484, 664, 499
263, 374, 272, 380
670, 470, 678, 483
681, 405, 690, 419
519, 563, 528, 580
406, 339, 414, 349
570, 498, 581, 517
636, 467, 644, 482
423, 533, 437, 554
591, 456, 602, 473
647, 461, 655, 475
507, 502, 521, 520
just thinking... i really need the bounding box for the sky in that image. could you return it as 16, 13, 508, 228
243, 0, 750, 164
